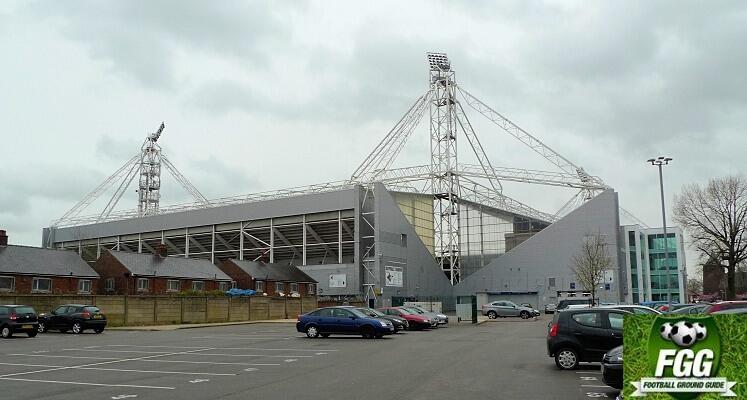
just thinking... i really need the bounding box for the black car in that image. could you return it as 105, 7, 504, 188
547, 308, 629, 370
602, 345, 623, 390
0, 305, 39, 338
39, 304, 107, 334
356, 307, 409, 332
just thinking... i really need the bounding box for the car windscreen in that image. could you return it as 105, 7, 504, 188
14, 307, 35, 314
364, 308, 386, 317
349, 309, 370, 318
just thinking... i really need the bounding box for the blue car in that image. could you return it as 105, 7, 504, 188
296, 306, 395, 339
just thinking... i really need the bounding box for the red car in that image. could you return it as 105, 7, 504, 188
378, 307, 433, 330
705, 301, 747, 314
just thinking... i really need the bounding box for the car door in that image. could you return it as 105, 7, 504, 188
568, 311, 610, 361
334, 308, 357, 333
314, 308, 334, 333
604, 311, 625, 349
49, 305, 69, 328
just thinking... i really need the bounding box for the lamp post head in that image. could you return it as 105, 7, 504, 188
647, 156, 673, 166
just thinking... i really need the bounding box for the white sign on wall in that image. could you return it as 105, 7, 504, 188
604, 270, 614, 283
329, 273, 347, 288
384, 266, 403, 287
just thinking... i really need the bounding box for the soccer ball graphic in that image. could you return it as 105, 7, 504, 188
693, 322, 707, 341
660, 322, 674, 340
670, 321, 698, 347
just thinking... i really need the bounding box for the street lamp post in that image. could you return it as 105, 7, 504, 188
648, 156, 673, 311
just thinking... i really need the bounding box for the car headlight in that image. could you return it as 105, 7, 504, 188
380, 321, 388, 327
612, 354, 623, 363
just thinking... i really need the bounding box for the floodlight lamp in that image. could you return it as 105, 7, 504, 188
427, 52, 450, 71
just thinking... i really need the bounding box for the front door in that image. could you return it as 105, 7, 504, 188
333, 308, 358, 333
604, 311, 625, 349
49, 305, 69, 328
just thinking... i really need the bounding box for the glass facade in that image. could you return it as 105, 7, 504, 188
624, 227, 684, 304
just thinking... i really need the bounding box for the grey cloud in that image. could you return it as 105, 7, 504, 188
27, 1, 297, 90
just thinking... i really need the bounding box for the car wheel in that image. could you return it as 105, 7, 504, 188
0, 326, 11, 338
94, 328, 105, 334
555, 348, 579, 370
361, 326, 375, 339
71, 322, 83, 334
305, 325, 320, 338
37, 322, 47, 333
27, 330, 38, 338
520, 311, 530, 319
487, 311, 498, 319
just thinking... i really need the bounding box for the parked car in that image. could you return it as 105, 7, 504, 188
556, 298, 594, 311
544, 303, 557, 314
710, 308, 747, 314
600, 305, 661, 315
654, 303, 686, 312
38, 304, 107, 334
296, 306, 394, 339
355, 307, 409, 332
638, 300, 669, 309
403, 305, 448, 325
705, 301, 747, 314
0, 305, 39, 338
669, 303, 711, 315
378, 307, 434, 329
482, 301, 539, 319
602, 345, 623, 390
547, 308, 630, 370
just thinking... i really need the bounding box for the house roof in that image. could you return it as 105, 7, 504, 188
107, 250, 231, 281
0, 245, 99, 278
227, 259, 317, 283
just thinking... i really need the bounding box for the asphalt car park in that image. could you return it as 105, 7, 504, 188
1, 316, 618, 400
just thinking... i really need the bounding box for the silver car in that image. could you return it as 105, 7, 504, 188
406, 306, 449, 325
482, 300, 537, 319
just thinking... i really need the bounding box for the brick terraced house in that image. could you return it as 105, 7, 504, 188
0, 230, 100, 295
219, 259, 317, 297
93, 249, 232, 295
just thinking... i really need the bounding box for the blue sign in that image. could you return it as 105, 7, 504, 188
570, 282, 576, 289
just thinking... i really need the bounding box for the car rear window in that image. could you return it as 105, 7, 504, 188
14, 306, 35, 314
84, 307, 101, 313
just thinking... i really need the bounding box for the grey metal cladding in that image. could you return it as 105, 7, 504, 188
373, 183, 453, 299
109, 250, 231, 280
453, 190, 623, 303
228, 259, 316, 283
298, 263, 359, 296
49, 188, 360, 243
0, 245, 100, 278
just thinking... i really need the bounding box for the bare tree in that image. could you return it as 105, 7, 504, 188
687, 277, 703, 302
673, 175, 747, 300
570, 232, 613, 305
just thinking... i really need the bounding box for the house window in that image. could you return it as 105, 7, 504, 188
0, 276, 14, 292
219, 281, 229, 292
192, 281, 204, 291
104, 278, 115, 292
32, 277, 52, 293
308, 283, 315, 295
77, 279, 92, 294
290, 283, 299, 293
255, 280, 265, 293
137, 278, 149, 292
166, 280, 180, 292
275, 282, 284, 293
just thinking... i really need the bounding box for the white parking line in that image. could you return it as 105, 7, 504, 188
139, 360, 280, 366
0, 377, 175, 390
0, 348, 213, 379
192, 335, 293, 340
195, 353, 313, 358
0, 363, 237, 376
8, 354, 121, 361
102, 345, 340, 352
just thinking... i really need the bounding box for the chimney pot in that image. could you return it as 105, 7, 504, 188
0, 230, 7, 246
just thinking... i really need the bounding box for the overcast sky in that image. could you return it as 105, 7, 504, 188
1, 1, 745, 274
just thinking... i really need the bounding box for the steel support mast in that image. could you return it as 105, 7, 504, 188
428, 53, 461, 284
138, 122, 164, 216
